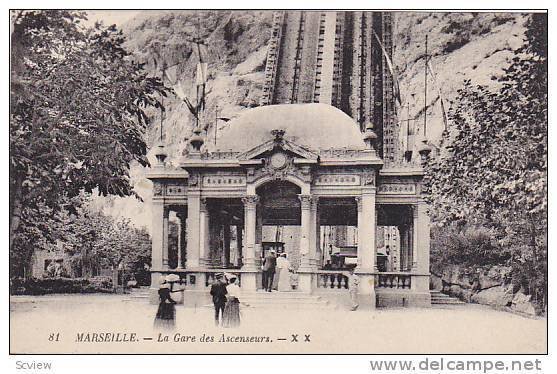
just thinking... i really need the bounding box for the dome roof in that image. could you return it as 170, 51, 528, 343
216, 103, 366, 153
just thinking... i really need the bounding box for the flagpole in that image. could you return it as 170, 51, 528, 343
160, 62, 166, 143
215, 104, 218, 146
424, 35, 428, 138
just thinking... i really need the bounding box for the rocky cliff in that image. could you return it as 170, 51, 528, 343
393, 12, 529, 142
92, 11, 531, 233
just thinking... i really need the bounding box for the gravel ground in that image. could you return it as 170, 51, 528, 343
10, 294, 547, 354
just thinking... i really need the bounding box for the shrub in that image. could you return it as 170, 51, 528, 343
9, 277, 114, 295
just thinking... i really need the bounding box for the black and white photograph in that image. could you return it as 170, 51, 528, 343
8, 6, 548, 359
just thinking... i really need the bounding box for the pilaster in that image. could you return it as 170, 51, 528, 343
298, 194, 313, 270
356, 188, 377, 298
241, 195, 259, 270
176, 211, 186, 269
186, 191, 201, 269
198, 198, 210, 266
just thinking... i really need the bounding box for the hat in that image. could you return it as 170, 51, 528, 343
224, 272, 237, 281
165, 274, 180, 283
270, 250, 276, 254
159, 278, 169, 288
215, 272, 225, 279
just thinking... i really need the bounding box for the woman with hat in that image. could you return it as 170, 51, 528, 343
154, 276, 177, 330
222, 273, 241, 328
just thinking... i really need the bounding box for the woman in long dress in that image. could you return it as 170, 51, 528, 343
276, 253, 292, 292
154, 280, 176, 330
222, 276, 241, 328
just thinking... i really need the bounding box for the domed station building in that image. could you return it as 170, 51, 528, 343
147, 11, 432, 308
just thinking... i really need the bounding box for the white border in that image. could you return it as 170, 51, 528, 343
2, 2, 554, 374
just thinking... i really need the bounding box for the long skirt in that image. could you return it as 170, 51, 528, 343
277, 268, 291, 291
222, 297, 240, 328
154, 302, 176, 329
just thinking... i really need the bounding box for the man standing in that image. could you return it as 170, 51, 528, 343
262, 250, 277, 292
210, 273, 228, 326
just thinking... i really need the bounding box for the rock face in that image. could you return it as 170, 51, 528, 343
91, 11, 532, 237
121, 10, 273, 162
393, 12, 528, 144
471, 285, 514, 307
511, 292, 536, 316
434, 264, 515, 306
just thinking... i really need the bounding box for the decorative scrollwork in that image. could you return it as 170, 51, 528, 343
187, 173, 199, 186
354, 196, 362, 212
297, 194, 313, 210
153, 182, 163, 196
362, 171, 376, 186
241, 195, 260, 209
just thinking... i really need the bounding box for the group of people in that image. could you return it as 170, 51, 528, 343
154, 272, 244, 330
210, 273, 243, 327
154, 253, 361, 330
262, 250, 294, 292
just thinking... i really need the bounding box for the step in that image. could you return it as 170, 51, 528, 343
430, 290, 466, 305
201, 301, 336, 310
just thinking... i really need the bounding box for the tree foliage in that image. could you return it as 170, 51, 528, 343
10, 11, 166, 253
10, 194, 152, 279
425, 14, 547, 310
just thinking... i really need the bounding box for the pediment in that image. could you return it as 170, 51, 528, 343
237, 134, 318, 162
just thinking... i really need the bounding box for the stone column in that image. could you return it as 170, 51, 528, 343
416, 202, 430, 273
176, 211, 186, 269
223, 224, 231, 267
313, 198, 322, 268
241, 195, 259, 292
297, 194, 313, 292
298, 194, 312, 270
186, 192, 201, 269
255, 200, 263, 267
236, 225, 243, 267
411, 202, 431, 304
309, 196, 319, 268
198, 198, 210, 267
150, 201, 165, 302
412, 205, 419, 270
162, 207, 170, 269
356, 188, 377, 300
241, 195, 259, 269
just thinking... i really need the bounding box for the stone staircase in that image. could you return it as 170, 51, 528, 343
206, 291, 337, 310
430, 290, 466, 305
127, 288, 464, 308
125, 286, 151, 301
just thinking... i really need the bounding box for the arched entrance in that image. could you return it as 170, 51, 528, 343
255, 180, 302, 290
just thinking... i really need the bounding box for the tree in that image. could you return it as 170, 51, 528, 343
10, 10, 166, 252
43, 196, 151, 279
425, 14, 547, 310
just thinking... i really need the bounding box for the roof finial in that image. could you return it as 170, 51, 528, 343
271, 129, 285, 142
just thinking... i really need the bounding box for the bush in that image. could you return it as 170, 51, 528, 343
10, 277, 114, 295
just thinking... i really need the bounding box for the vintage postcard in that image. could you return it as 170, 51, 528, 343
9, 9, 547, 356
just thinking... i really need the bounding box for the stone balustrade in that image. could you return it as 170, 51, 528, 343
315, 270, 349, 289
375, 272, 412, 289
153, 268, 420, 293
